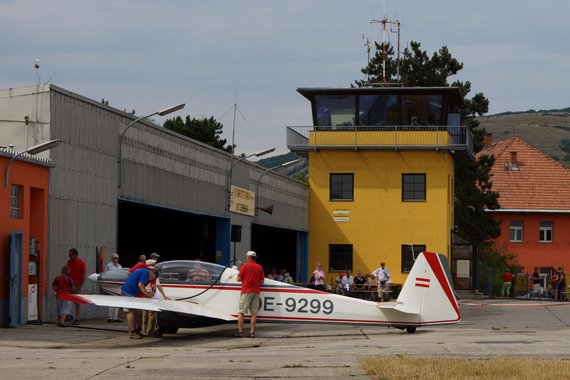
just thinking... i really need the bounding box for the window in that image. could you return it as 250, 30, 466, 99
401, 244, 426, 273
510, 221, 523, 242
10, 185, 23, 219
315, 95, 355, 127
402, 174, 426, 201
401, 95, 443, 125
539, 222, 553, 243
328, 244, 353, 273
330, 173, 353, 201
359, 95, 399, 126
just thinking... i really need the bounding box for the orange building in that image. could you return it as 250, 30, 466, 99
0, 150, 51, 326
479, 136, 570, 274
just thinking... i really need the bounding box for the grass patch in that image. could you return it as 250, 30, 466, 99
360, 357, 570, 379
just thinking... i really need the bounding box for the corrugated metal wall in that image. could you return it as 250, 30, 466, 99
44, 85, 307, 320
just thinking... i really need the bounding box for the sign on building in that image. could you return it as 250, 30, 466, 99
229, 185, 255, 216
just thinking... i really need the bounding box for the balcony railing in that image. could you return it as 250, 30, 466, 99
286, 125, 473, 156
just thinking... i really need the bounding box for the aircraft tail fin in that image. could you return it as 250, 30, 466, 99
395, 251, 460, 325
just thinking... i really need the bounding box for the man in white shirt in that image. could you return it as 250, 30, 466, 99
372, 262, 391, 302
105, 253, 123, 322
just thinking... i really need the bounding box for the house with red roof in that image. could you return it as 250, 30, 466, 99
479, 135, 570, 275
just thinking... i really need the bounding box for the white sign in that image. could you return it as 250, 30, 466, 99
333, 217, 350, 223
229, 185, 255, 216
456, 260, 470, 278
28, 284, 38, 321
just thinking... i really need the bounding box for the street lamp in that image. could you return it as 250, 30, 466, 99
255, 159, 301, 215
117, 103, 185, 188
4, 139, 61, 187
226, 148, 275, 210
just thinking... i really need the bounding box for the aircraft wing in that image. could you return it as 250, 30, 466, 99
63, 294, 235, 322
376, 302, 418, 315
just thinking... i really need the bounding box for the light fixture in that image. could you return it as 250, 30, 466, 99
255, 158, 301, 215
117, 103, 186, 188
4, 139, 62, 187
226, 148, 275, 210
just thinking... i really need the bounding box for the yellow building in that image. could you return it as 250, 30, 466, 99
287, 87, 472, 285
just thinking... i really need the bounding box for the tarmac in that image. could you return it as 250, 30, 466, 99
2, 298, 570, 379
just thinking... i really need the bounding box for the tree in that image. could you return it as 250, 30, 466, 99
356, 41, 500, 246
164, 115, 233, 153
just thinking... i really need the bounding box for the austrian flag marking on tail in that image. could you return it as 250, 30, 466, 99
415, 277, 430, 288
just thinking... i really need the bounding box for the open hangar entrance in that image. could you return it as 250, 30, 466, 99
251, 224, 299, 281
118, 200, 221, 266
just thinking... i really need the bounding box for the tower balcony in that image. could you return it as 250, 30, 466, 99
286, 125, 473, 156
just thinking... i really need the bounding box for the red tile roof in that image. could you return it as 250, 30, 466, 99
478, 137, 570, 211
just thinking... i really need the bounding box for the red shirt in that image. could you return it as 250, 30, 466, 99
503, 272, 514, 282
129, 262, 147, 273
66, 258, 86, 287
239, 260, 265, 294
52, 274, 73, 299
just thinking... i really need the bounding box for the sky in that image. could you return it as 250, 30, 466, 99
2, 0, 569, 156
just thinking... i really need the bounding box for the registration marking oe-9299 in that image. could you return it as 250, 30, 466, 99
261, 296, 334, 315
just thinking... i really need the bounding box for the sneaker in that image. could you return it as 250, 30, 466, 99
113, 319, 123, 323
72, 319, 80, 325
65, 315, 73, 322
57, 323, 66, 328
107, 318, 114, 323
129, 330, 143, 339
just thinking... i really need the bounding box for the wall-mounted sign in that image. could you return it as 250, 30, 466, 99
456, 260, 470, 278
229, 185, 255, 216
333, 216, 350, 223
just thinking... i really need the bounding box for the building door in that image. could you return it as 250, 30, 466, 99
9, 232, 23, 327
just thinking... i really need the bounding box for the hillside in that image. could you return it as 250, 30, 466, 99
478, 109, 570, 165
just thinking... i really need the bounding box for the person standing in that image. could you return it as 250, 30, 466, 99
373, 261, 391, 302
551, 268, 559, 301
313, 262, 326, 291
105, 253, 123, 322
558, 267, 566, 302
501, 269, 514, 298
353, 271, 366, 299
127, 255, 148, 274
532, 267, 541, 300
66, 248, 86, 325
121, 266, 157, 339
51, 265, 74, 327
234, 251, 264, 338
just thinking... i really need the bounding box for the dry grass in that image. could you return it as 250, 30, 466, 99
360, 356, 570, 380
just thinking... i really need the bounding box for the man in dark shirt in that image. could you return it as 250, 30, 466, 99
532, 267, 541, 300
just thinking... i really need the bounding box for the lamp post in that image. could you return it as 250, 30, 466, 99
117, 103, 185, 188
226, 147, 275, 210
4, 139, 61, 187
255, 158, 301, 215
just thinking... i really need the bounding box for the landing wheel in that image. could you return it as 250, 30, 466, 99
406, 327, 416, 334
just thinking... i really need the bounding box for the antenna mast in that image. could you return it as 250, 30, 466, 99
371, 1, 401, 85
362, 34, 372, 84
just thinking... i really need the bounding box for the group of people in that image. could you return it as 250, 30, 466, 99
51, 248, 86, 327
266, 268, 294, 284
502, 266, 567, 301
549, 267, 567, 301
52, 247, 267, 340
312, 261, 392, 302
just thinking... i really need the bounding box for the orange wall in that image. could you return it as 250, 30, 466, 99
492, 212, 570, 273
0, 156, 49, 320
